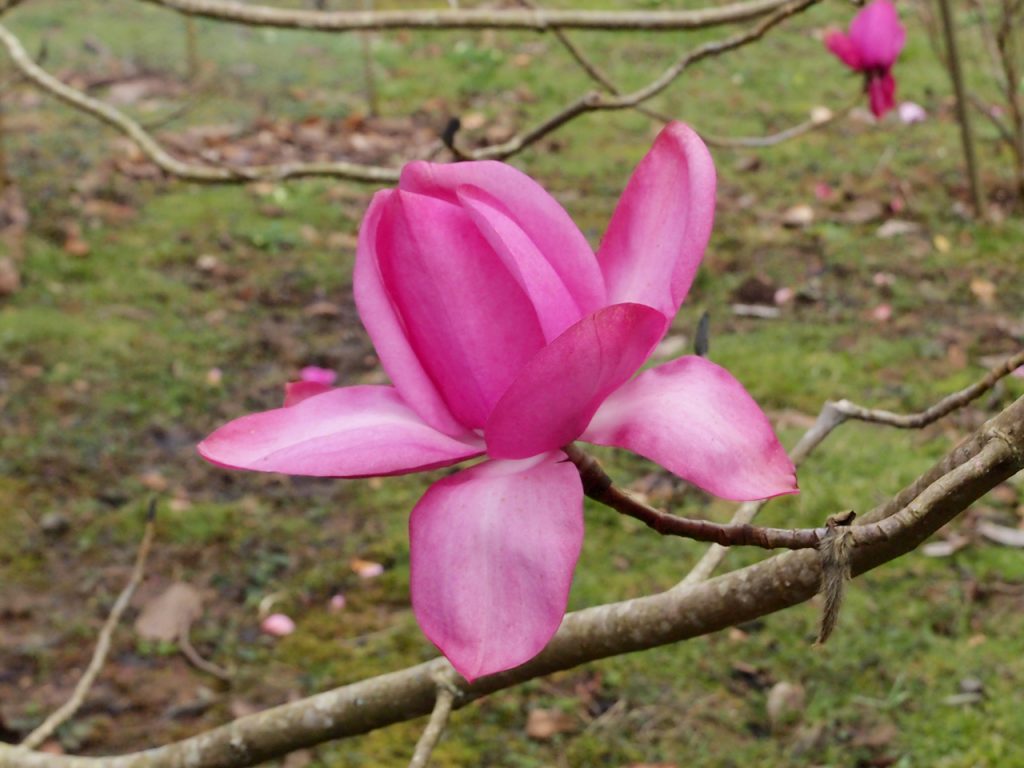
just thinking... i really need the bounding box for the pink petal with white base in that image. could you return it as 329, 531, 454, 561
199, 386, 482, 477
400, 160, 605, 315
355, 190, 467, 437
597, 123, 716, 319
583, 356, 797, 501
375, 190, 546, 429
409, 452, 583, 681
486, 303, 667, 459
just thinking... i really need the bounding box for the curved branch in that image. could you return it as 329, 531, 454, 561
679, 348, 1024, 584
463, 0, 823, 160
136, 0, 792, 32
0, 23, 400, 183
831, 348, 1024, 428
699, 101, 854, 149
20, 510, 157, 750
2, 395, 1021, 768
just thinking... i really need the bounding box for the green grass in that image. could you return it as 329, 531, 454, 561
1, 0, 1023, 765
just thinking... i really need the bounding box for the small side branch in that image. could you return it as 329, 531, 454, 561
831, 348, 1024, 428
0, 23, 399, 183
678, 349, 1024, 584
20, 504, 157, 750
699, 101, 853, 149
463, 0, 822, 161
408, 683, 457, 768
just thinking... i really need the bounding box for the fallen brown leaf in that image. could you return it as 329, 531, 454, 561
525, 708, 577, 740
134, 582, 203, 642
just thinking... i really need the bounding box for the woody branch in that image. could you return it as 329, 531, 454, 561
0, 383, 1020, 768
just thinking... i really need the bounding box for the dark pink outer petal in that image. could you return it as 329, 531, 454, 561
457, 185, 583, 342
583, 356, 798, 501
849, 0, 906, 68
375, 190, 546, 429
486, 303, 667, 459
399, 160, 606, 315
868, 70, 897, 118
354, 190, 468, 438
409, 452, 583, 682
597, 122, 716, 319
198, 386, 482, 477
824, 30, 864, 70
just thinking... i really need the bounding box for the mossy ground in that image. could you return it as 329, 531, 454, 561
1, 0, 1023, 765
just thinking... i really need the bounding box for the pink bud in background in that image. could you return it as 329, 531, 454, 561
282, 367, 338, 407
261, 613, 296, 637
300, 366, 337, 385
1012, 365, 1024, 379
824, 0, 906, 118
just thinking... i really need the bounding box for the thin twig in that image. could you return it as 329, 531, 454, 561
937, 0, 985, 215
0, 23, 399, 183
1, 397, 1021, 768
178, 625, 232, 682
679, 348, 1024, 584
969, 93, 1016, 146
462, 0, 823, 161
136, 0, 794, 32
699, 101, 854, 149
408, 683, 456, 768
358, 0, 379, 117
539, 5, 849, 150
20, 503, 158, 750
830, 348, 1024, 427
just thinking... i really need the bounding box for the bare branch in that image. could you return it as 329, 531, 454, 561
463, 0, 823, 161
1, 395, 1020, 768
699, 101, 853, 149
538, 8, 850, 148
830, 348, 1024, 427
178, 626, 232, 682
0, 23, 400, 183
20, 506, 157, 750
679, 349, 1024, 584
408, 681, 457, 768
136, 0, 793, 32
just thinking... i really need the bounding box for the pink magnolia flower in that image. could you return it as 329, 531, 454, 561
199, 123, 797, 681
825, 0, 907, 118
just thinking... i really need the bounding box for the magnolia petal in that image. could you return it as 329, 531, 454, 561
375, 190, 546, 429
824, 30, 863, 70
400, 160, 606, 314
849, 0, 906, 69
868, 70, 897, 118
409, 452, 583, 682
198, 385, 482, 477
583, 356, 798, 501
597, 122, 716, 319
354, 190, 467, 437
486, 303, 667, 459
458, 185, 583, 341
